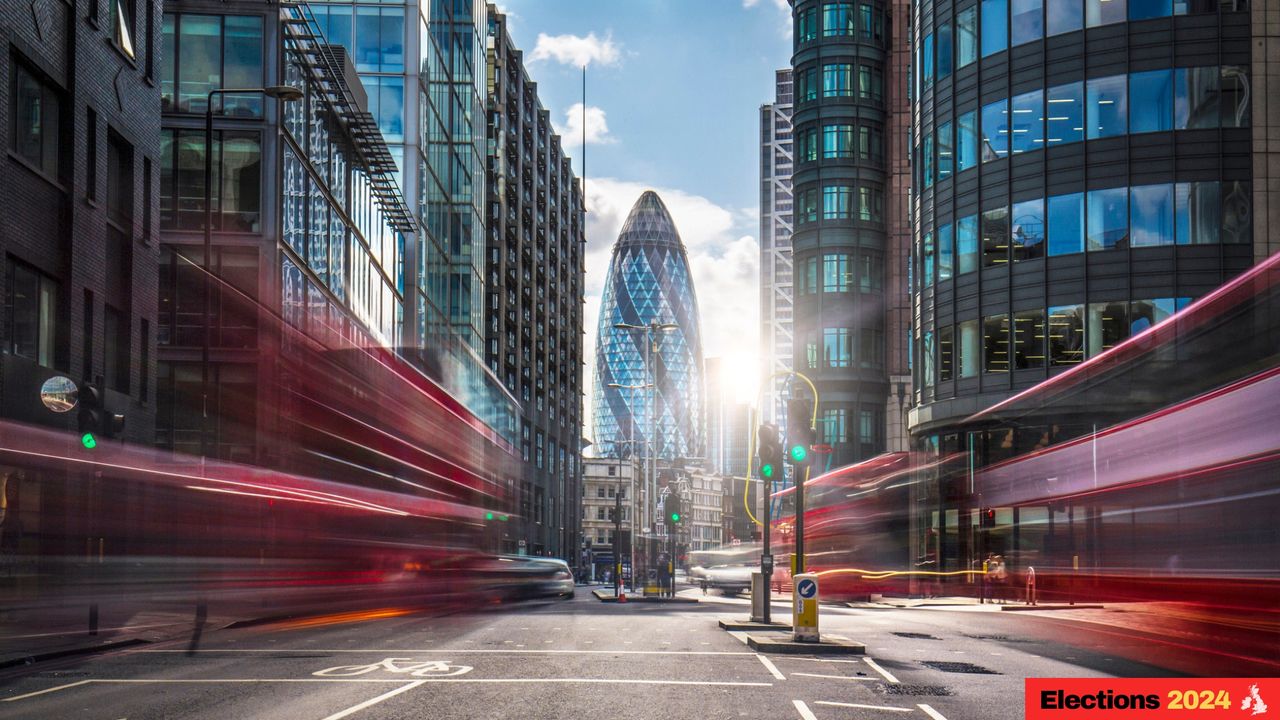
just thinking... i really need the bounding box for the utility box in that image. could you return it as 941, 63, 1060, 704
750, 572, 767, 622
792, 573, 819, 642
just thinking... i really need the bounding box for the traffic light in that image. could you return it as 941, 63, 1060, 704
77, 381, 124, 446
980, 507, 996, 527
757, 423, 782, 480
785, 399, 815, 466
666, 492, 682, 525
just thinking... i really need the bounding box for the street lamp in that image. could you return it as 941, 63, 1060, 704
201, 86, 300, 458
607, 383, 652, 595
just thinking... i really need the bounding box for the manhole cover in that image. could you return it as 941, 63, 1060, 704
921, 661, 1000, 674
875, 684, 953, 696
892, 632, 940, 640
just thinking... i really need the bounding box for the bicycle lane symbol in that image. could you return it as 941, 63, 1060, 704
313, 658, 473, 678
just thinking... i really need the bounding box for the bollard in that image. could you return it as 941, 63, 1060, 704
1025, 566, 1036, 606
792, 573, 820, 642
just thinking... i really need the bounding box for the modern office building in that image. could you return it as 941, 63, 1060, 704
907, 0, 1265, 450
789, 1, 896, 467
704, 358, 750, 479
485, 6, 586, 558
759, 69, 795, 424
0, 0, 161, 552
593, 191, 705, 464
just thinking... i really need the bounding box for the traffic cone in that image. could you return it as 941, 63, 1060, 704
618, 590, 627, 603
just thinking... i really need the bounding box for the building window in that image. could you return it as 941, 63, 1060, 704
957, 6, 978, 68
981, 206, 1010, 267
162, 14, 265, 116
858, 407, 879, 446
982, 0, 1008, 57
8, 261, 57, 367
983, 314, 1010, 373
112, 0, 137, 58
11, 60, 62, 179
939, 325, 954, 381
959, 318, 980, 377
860, 327, 883, 369
859, 65, 883, 102
1086, 0, 1127, 25
104, 305, 129, 393
1048, 304, 1085, 365
804, 255, 819, 295
159, 129, 262, 232
923, 133, 934, 188
1220, 66, 1250, 128
798, 127, 818, 162
938, 23, 954, 79
823, 124, 854, 158
1087, 75, 1127, 139
1013, 308, 1046, 369
859, 124, 884, 162
86, 107, 98, 199
1174, 181, 1219, 245
806, 338, 818, 369
937, 223, 954, 280
922, 331, 936, 387
1086, 187, 1128, 250
859, 252, 882, 292
922, 231, 935, 285
822, 408, 848, 444
1130, 184, 1175, 247
822, 64, 854, 97
1087, 301, 1128, 356
1130, 69, 1173, 134
1174, 67, 1219, 129
823, 328, 852, 368
923, 33, 935, 88
1047, 192, 1084, 255
937, 121, 954, 180
957, 110, 978, 171
797, 187, 819, 224
822, 253, 850, 292
981, 99, 1009, 161
858, 186, 883, 222
797, 6, 819, 43
107, 129, 134, 231
796, 67, 818, 103
1011, 198, 1045, 260
823, 3, 855, 35
1010, 89, 1043, 154
1012, 0, 1043, 44
957, 214, 979, 273
1046, 81, 1084, 146
1047, 0, 1083, 34
823, 185, 852, 219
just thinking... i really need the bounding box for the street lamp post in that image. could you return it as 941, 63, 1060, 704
606, 385, 652, 596
200, 86, 301, 459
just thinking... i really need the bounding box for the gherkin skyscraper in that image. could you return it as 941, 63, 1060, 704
593, 191, 704, 461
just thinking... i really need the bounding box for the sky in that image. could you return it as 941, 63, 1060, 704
491, 0, 793, 441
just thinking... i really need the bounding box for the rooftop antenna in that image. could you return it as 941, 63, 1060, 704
582, 64, 587, 216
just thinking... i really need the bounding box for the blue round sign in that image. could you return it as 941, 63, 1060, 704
797, 579, 817, 599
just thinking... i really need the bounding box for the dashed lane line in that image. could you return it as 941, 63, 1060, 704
790, 672, 878, 681
864, 657, 901, 684
3, 680, 93, 702
815, 700, 915, 712
757, 655, 786, 680
321, 680, 425, 720
793, 699, 819, 720
918, 703, 950, 720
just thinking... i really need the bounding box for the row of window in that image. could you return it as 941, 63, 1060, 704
919, 298, 1190, 384
161, 14, 264, 116
816, 405, 884, 446
795, 63, 885, 104
796, 184, 886, 224
795, 252, 886, 294
796, 123, 885, 164
918, 66, 1249, 189
801, 327, 886, 370
916, 180, 1251, 286
796, 2, 887, 46
916, 0, 1247, 95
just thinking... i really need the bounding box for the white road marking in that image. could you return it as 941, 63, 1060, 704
864, 657, 900, 684
3, 680, 93, 702
917, 703, 949, 720
816, 700, 914, 712
773, 657, 864, 664
757, 655, 786, 680
790, 672, 878, 681
321, 680, 425, 720
793, 699, 819, 720
137, 648, 755, 656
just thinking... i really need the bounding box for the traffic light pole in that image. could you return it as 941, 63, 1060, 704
762, 461, 772, 624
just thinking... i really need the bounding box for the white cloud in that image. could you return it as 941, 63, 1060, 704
743, 0, 791, 12
581, 179, 759, 448
530, 32, 621, 67
555, 103, 616, 145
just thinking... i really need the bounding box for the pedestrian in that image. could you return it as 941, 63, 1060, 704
991, 555, 1009, 603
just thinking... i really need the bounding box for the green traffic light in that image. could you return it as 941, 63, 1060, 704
761, 463, 775, 479
485, 512, 494, 520
670, 513, 680, 522
81, 433, 97, 449
790, 444, 807, 462
498, 514, 508, 521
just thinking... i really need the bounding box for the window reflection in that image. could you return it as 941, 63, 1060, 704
983, 314, 1010, 372
1220, 66, 1250, 128
1047, 192, 1084, 255
923, 231, 935, 286
1087, 75, 1127, 138
1012, 0, 1044, 44
1130, 0, 1172, 20
1087, 187, 1128, 250
1087, 301, 1128, 356
1013, 308, 1046, 369
939, 325, 954, 381
957, 110, 978, 170
982, 206, 1010, 266
1129, 184, 1174, 247
1047, 0, 1083, 34
938, 23, 954, 78
957, 7, 978, 68
957, 214, 979, 274
982, 0, 1009, 56
937, 121, 954, 180
1010, 89, 1044, 153
1086, 0, 1126, 26
1011, 198, 1045, 260
938, 223, 955, 280
1129, 69, 1173, 133
1221, 180, 1252, 244
1174, 66, 1219, 128
959, 319, 980, 377
1174, 181, 1220, 245
981, 99, 1009, 161
1047, 304, 1084, 365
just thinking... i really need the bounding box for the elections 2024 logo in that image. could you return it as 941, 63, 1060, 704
1025, 678, 1275, 719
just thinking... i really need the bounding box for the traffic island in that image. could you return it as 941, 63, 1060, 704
591, 589, 699, 603
717, 618, 792, 631
745, 632, 866, 655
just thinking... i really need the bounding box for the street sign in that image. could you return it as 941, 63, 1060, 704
761, 554, 774, 573
792, 573, 820, 642
797, 578, 817, 599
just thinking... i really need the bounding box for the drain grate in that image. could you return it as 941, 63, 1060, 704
874, 684, 954, 696
892, 632, 940, 640
921, 661, 1000, 674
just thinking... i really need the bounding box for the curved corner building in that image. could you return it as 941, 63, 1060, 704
593, 191, 705, 461
909, 0, 1257, 448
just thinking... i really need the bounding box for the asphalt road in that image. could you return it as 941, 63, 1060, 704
0, 587, 1252, 720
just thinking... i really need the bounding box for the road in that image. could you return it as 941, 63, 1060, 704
0, 587, 1255, 720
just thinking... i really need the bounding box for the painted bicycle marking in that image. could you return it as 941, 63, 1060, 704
313, 658, 473, 678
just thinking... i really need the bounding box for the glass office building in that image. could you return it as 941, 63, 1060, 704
593, 192, 705, 462
908, 0, 1258, 440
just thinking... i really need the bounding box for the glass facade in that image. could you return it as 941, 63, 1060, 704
593, 192, 704, 461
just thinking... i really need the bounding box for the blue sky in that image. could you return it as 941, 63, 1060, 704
494, 0, 792, 419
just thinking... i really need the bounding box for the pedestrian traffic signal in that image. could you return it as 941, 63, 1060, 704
785, 399, 815, 466
757, 423, 782, 480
